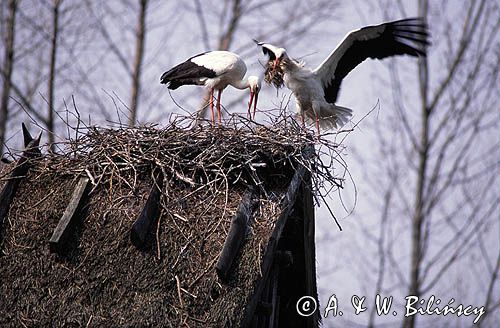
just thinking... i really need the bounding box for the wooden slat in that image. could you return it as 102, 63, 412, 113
49, 176, 89, 252
216, 187, 258, 283
0, 123, 41, 237
130, 168, 164, 248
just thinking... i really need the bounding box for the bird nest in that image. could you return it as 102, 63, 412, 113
264, 61, 285, 89
25, 115, 345, 200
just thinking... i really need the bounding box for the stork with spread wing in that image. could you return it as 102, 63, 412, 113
255, 18, 429, 135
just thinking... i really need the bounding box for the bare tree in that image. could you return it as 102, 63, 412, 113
0, 0, 18, 154
344, 1, 500, 327
403, 1, 498, 326
83, 0, 150, 127
0, 0, 126, 152
129, 0, 148, 126
478, 248, 500, 327
217, 0, 242, 51
47, 0, 62, 150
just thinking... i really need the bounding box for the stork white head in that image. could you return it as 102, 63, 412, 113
254, 40, 288, 70
247, 76, 261, 119
270, 47, 288, 69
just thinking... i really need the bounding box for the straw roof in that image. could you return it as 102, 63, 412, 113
0, 118, 343, 327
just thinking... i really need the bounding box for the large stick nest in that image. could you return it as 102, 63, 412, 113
33, 115, 345, 198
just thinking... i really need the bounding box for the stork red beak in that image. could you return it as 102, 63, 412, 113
273, 58, 279, 70
248, 91, 258, 119
248, 91, 255, 119
252, 92, 258, 119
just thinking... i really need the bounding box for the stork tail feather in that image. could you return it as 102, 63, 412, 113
305, 104, 352, 129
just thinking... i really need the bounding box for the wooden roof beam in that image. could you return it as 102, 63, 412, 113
131, 168, 164, 249
48, 176, 90, 253
0, 123, 41, 237
216, 187, 259, 283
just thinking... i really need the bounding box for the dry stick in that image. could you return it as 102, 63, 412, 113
175, 275, 183, 309
156, 214, 161, 260
188, 256, 219, 289
25, 190, 55, 210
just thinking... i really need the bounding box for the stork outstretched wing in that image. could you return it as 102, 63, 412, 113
313, 18, 429, 103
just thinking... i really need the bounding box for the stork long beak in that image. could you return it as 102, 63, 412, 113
273, 58, 279, 70
248, 91, 254, 119
252, 92, 258, 119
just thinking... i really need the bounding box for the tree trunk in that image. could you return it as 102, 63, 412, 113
129, 0, 148, 126
403, 2, 429, 328
217, 0, 242, 51
0, 0, 18, 154
47, 0, 61, 151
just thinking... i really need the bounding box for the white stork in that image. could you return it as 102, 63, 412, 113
160, 51, 261, 124
255, 18, 429, 135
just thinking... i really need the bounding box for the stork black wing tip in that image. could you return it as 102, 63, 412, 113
396, 17, 425, 23
253, 39, 264, 46
160, 72, 168, 84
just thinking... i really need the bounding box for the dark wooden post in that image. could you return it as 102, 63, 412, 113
49, 176, 90, 252
0, 123, 41, 236
216, 187, 258, 283
131, 168, 164, 248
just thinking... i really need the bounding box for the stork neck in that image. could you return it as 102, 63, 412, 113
230, 78, 250, 90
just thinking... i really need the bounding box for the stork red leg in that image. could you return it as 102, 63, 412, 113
247, 93, 253, 119
247, 91, 254, 120
253, 93, 258, 120
209, 89, 215, 124
315, 115, 321, 140
216, 89, 222, 125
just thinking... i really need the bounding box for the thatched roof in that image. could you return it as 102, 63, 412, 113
0, 118, 343, 327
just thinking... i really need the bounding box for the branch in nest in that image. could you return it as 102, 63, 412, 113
264, 60, 284, 89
